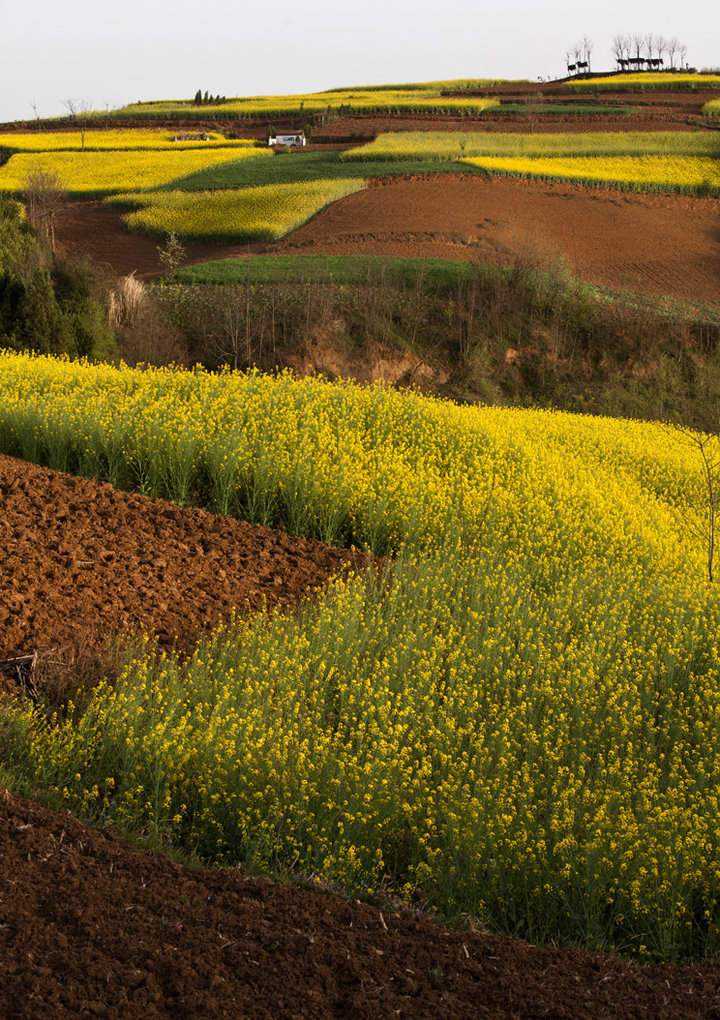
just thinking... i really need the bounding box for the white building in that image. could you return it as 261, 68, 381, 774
268, 133, 307, 147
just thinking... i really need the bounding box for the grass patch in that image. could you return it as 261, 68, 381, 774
159, 150, 488, 192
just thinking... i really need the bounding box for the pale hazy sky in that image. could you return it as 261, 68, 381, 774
0, 0, 716, 125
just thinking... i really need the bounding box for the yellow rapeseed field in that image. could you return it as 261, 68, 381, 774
704, 99, 720, 116
0, 147, 272, 196
0, 129, 259, 152
3, 351, 720, 958
114, 89, 500, 119
107, 180, 367, 241
460, 154, 720, 195
341, 130, 720, 162
564, 72, 720, 92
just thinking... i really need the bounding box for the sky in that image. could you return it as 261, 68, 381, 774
0, 0, 716, 125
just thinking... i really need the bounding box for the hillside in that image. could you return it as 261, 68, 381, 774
2, 74, 720, 1017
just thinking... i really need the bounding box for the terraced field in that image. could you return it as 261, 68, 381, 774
3, 73, 720, 1018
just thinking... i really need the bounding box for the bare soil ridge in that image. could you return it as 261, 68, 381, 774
2, 784, 720, 1019
0, 453, 364, 664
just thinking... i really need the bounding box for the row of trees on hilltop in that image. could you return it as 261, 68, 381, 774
192, 90, 227, 105
565, 34, 689, 76
612, 34, 688, 71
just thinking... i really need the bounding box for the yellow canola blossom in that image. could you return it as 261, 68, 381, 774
0, 129, 259, 152
341, 129, 720, 162
460, 154, 720, 195
107, 179, 367, 241
0, 147, 271, 196
4, 351, 720, 959
114, 89, 500, 119
563, 72, 720, 92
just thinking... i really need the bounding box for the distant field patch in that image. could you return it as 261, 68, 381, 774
0, 129, 259, 152
497, 102, 638, 115
112, 89, 500, 120
0, 148, 272, 197
342, 130, 720, 162
460, 154, 720, 195
563, 73, 720, 93
106, 179, 367, 241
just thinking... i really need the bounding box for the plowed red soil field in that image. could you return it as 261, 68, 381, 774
2, 455, 720, 1017
55, 174, 720, 303
279, 176, 720, 303
0, 453, 365, 664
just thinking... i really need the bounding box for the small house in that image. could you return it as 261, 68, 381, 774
268, 133, 306, 147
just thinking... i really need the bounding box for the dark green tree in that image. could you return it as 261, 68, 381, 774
17, 269, 72, 355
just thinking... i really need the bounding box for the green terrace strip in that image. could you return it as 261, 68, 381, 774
109, 89, 501, 121
168, 255, 720, 328
4, 352, 720, 960
459, 155, 720, 197
562, 73, 720, 93
340, 130, 720, 162
158, 150, 489, 192
105, 180, 367, 242
172, 254, 490, 286
0, 148, 272, 198
496, 103, 639, 115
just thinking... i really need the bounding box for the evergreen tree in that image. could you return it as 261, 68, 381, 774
0, 270, 26, 341
17, 269, 72, 355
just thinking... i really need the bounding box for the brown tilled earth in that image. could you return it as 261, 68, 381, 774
279, 175, 720, 302
2, 456, 720, 1017
2, 783, 720, 1020
0, 453, 366, 664
55, 177, 720, 303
